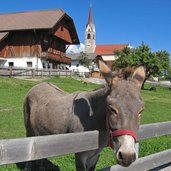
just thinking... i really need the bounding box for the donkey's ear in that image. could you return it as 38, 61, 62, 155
132, 66, 146, 88
98, 59, 113, 86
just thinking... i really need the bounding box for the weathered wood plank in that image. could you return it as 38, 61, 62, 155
99, 149, 171, 171
0, 121, 171, 168
138, 121, 171, 140
0, 131, 98, 165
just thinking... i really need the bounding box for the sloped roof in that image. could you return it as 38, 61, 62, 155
0, 9, 80, 44
0, 32, 9, 41
0, 9, 66, 31
87, 7, 93, 25
95, 44, 128, 55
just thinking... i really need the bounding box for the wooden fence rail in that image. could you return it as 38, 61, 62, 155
99, 121, 171, 171
0, 67, 72, 77
0, 67, 91, 78
99, 149, 171, 171
0, 131, 98, 165
0, 121, 171, 170
138, 120, 171, 140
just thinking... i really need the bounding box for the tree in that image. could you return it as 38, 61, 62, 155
113, 42, 170, 89
78, 52, 90, 68
166, 66, 171, 79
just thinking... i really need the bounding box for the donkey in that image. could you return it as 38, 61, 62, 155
23, 59, 145, 170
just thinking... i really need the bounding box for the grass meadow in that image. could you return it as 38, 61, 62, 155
0, 76, 171, 170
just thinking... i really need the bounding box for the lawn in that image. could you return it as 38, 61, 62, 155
0, 76, 171, 170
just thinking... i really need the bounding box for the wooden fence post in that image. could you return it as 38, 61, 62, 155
135, 143, 139, 159
41, 69, 43, 78
49, 69, 51, 77
9, 67, 12, 78
31, 69, 35, 78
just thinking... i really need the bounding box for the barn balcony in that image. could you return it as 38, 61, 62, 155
40, 51, 71, 64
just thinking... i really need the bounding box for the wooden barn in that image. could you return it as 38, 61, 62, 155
0, 9, 79, 69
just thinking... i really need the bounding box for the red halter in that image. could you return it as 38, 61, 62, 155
108, 129, 137, 149
106, 111, 138, 148
111, 129, 137, 142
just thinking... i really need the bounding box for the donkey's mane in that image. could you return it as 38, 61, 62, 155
113, 66, 134, 80
92, 66, 135, 92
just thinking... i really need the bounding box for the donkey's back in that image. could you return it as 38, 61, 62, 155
24, 82, 78, 137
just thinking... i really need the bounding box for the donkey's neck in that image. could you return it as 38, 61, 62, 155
88, 86, 109, 117
89, 86, 109, 102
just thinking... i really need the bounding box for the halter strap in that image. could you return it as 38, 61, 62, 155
111, 129, 137, 142
106, 110, 138, 149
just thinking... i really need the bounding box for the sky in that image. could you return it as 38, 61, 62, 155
0, 0, 171, 58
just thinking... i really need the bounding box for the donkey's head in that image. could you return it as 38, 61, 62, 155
98, 58, 145, 167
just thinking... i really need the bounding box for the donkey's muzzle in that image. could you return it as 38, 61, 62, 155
116, 149, 136, 167
115, 135, 136, 167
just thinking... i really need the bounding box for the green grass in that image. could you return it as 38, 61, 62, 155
0, 76, 171, 170
141, 85, 171, 124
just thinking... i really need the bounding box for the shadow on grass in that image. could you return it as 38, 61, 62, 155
16, 159, 61, 171
142, 86, 157, 91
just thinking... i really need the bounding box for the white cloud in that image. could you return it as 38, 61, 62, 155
66, 43, 85, 54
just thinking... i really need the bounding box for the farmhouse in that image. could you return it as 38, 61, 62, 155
95, 44, 128, 69
0, 10, 79, 69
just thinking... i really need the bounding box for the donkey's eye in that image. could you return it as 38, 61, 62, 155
138, 108, 144, 117
108, 105, 118, 114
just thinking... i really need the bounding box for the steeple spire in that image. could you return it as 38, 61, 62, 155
87, 0, 93, 25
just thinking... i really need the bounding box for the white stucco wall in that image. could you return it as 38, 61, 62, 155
1, 57, 43, 69
102, 55, 117, 61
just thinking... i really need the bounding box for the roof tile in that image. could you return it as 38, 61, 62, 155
0, 10, 65, 31
95, 44, 128, 55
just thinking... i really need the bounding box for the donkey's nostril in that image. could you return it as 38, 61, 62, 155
118, 151, 123, 160
116, 151, 136, 167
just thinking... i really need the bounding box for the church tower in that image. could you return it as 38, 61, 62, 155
85, 0, 96, 53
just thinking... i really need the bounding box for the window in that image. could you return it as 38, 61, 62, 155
61, 26, 63, 31
27, 62, 32, 67
43, 62, 46, 68
48, 63, 51, 69
8, 62, 14, 67
87, 33, 91, 39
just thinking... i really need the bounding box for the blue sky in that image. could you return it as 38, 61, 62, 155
0, 0, 171, 58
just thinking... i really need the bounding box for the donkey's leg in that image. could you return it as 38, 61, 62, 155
75, 153, 87, 171
75, 150, 100, 171
86, 151, 100, 171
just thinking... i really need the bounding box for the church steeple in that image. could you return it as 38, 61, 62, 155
87, 2, 93, 25
85, 0, 96, 53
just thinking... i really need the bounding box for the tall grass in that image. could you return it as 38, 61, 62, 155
0, 76, 171, 170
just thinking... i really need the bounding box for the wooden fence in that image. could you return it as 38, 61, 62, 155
0, 121, 171, 170
0, 131, 98, 165
100, 121, 171, 171
0, 67, 72, 78
0, 67, 90, 78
